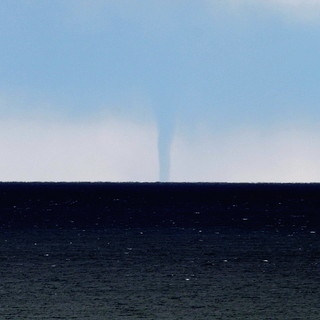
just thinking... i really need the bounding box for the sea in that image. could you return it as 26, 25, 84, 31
0, 183, 320, 319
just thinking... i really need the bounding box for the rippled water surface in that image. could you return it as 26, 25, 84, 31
1, 227, 320, 319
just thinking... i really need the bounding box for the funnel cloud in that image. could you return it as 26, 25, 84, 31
157, 115, 175, 182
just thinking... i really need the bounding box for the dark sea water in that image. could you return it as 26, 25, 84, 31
1, 183, 320, 319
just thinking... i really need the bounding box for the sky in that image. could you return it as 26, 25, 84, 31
1, 0, 320, 182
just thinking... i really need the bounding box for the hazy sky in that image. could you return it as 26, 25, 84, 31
2, 0, 320, 182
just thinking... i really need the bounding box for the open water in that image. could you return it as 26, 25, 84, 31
1, 183, 320, 319
1, 227, 320, 319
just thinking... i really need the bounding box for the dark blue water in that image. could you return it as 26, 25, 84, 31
1, 182, 320, 229
1, 228, 320, 319
1, 183, 320, 319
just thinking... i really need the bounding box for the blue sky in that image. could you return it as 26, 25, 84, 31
1, 0, 320, 182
